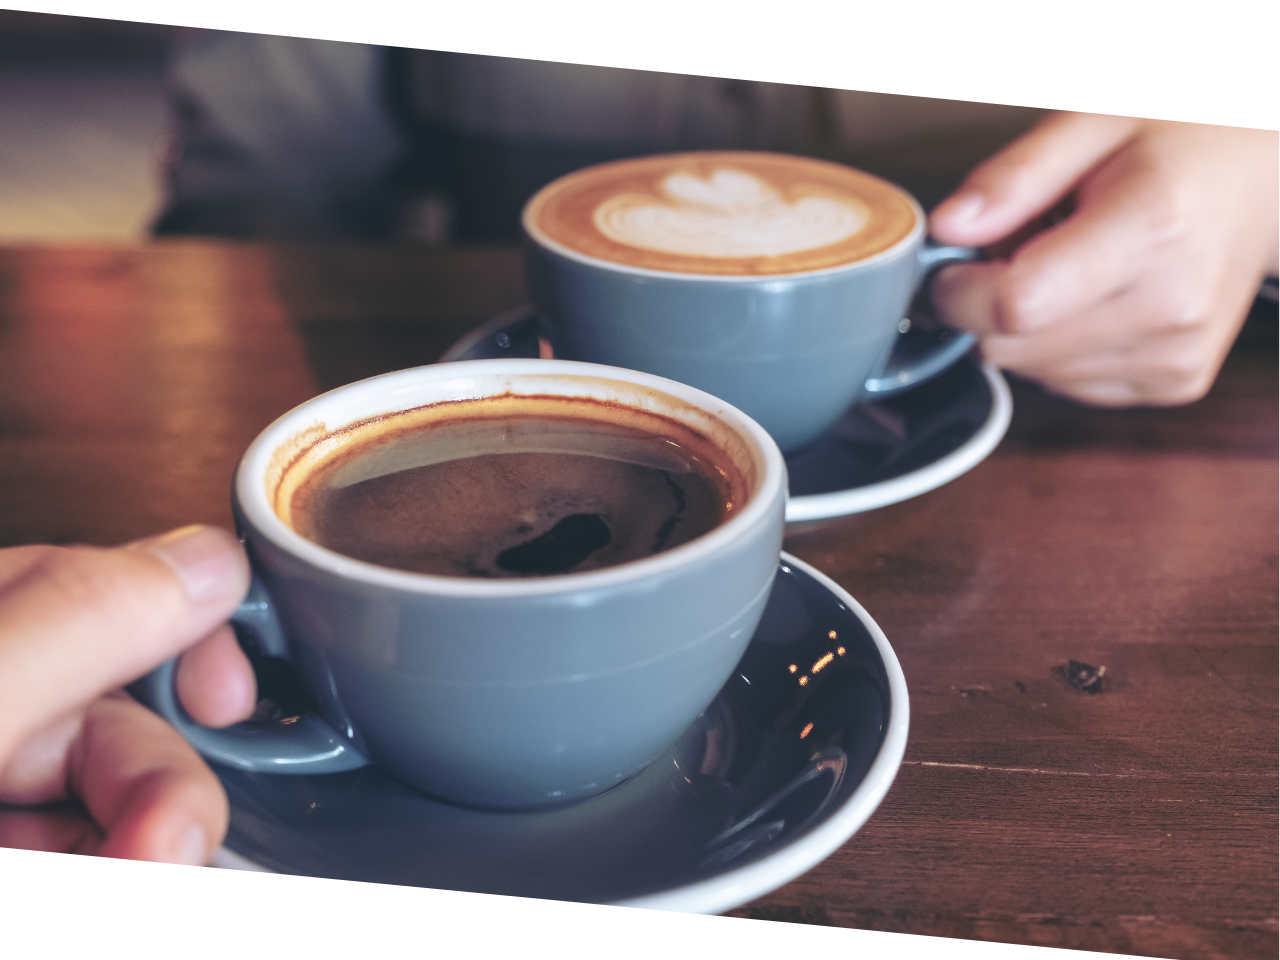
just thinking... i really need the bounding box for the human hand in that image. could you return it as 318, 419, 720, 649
928, 113, 1279, 406
0, 526, 257, 864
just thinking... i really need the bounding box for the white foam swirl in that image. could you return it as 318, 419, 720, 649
592, 168, 867, 258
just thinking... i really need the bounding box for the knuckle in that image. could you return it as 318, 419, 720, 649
995, 283, 1040, 334
1051, 380, 1127, 407
1121, 150, 1192, 248
1137, 354, 1216, 405
1163, 370, 1215, 405
154, 761, 230, 836
1080, 390, 1131, 408
1159, 343, 1212, 383
1165, 352, 1207, 383
1161, 290, 1214, 332
1141, 188, 1192, 250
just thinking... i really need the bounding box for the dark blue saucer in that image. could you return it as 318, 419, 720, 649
215, 555, 907, 912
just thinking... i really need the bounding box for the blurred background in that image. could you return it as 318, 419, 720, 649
0, 10, 173, 242
0, 10, 1049, 248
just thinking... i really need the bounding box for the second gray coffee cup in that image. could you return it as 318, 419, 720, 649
523, 151, 978, 453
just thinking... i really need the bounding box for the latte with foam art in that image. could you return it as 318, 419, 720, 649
526, 151, 919, 277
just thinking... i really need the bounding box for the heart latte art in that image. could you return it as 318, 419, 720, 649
526, 151, 919, 276
594, 168, 868, 259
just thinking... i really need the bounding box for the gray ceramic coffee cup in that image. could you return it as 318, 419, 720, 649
524, 159, 978, 454
141, 359, 786, 810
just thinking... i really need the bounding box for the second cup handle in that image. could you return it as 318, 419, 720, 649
136, 577, 369, 775
862, 243, 981, 397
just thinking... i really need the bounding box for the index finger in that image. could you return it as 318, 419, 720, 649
930, 112, 1137, 247
991, 146, 1177, 333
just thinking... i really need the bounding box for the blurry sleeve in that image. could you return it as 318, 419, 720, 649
153, 32, 404, 239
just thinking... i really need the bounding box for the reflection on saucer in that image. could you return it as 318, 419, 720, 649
440, 309, 1011, 524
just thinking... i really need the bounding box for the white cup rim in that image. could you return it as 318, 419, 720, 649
235, 359, 787, 598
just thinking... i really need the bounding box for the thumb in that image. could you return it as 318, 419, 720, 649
0, 526, 250, 760
929, 112, 1138, 247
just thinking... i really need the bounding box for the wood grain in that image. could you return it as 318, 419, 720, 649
0, 242, 1273, 959
745, 341, 1279, 958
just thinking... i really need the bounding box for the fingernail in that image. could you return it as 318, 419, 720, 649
145, 525, 244, 603
173, 823, 208, 866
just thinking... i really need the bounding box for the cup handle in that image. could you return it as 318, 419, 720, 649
862, 243, 981, 397
135, 577, 369, 774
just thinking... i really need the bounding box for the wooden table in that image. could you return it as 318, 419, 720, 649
0, 242, 1274, 959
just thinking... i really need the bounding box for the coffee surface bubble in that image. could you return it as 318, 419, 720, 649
526, 151, 918, 276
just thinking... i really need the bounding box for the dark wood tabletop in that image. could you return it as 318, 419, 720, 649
0, 242, 1275, 959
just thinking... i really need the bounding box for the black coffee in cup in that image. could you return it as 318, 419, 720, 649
278, 395, 744, 578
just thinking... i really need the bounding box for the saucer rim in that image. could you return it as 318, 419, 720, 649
784, 363, 1011, 523
210, 553, 910, 916
438, 309, 1011, 525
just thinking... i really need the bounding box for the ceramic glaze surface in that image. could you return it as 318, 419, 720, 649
525, 236, 925, 453
242, 520, 779, 807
